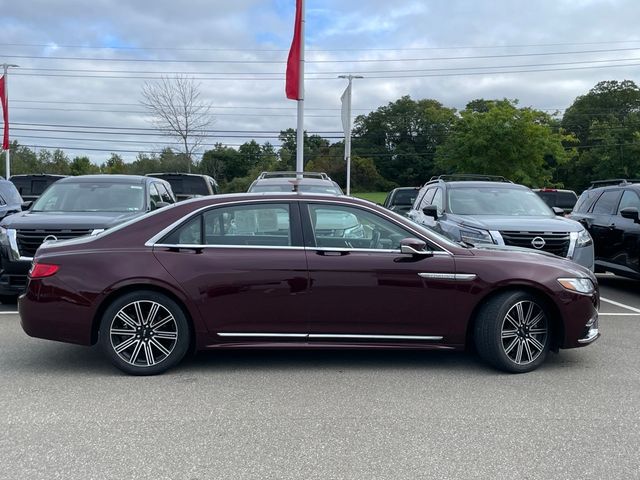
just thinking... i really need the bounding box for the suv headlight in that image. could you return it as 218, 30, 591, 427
557, 277, 595, 294
577, 228, 592, 247
460, 228, 495, 245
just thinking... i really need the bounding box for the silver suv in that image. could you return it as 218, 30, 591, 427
247, 171, 343, 195
407, 175, 594, 270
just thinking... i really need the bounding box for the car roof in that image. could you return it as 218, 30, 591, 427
9, 173, 67, 179
443, 181, 529, 189
147, 172, 213, 179
253, 177, 336, 186
58, 175, 151, 184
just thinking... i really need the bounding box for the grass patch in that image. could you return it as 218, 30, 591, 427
351, 192, 387, 204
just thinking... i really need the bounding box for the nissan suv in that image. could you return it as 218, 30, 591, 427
569, 179, 640, 279
0, 175, 175, 298
407, 175, 594, 270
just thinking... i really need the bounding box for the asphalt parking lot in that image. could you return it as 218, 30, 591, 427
1, 274, 639, 480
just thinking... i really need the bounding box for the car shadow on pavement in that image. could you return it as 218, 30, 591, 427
596, 274, 640, 293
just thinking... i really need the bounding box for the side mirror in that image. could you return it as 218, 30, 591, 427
552, 207, 564, 216
620, 207, 640, 223
422, 205, 439, 220
21, 201, 33, 211
400, 238, 431, 256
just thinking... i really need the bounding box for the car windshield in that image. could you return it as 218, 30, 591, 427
448, 186, 553, 216
250, 183, 342, 195
32, 182, 145, 212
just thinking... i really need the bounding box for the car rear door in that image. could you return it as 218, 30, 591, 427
301, 201, 460, 342
153, 201, 310, 337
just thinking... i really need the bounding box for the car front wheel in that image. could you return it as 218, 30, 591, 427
474, 291, 551, 373
99, 291, 190, 375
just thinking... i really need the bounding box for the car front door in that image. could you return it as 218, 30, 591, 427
587, 189, 623, 261
301, 201, 460, 341
153, 201, 309, 337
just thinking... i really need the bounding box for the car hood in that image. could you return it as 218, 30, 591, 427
0, 210, 145, 229
447, 213, 583, 232
471, 244, 595, 279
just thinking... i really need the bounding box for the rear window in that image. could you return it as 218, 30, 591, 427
249, 183, 342, 195
154, 176, 209, 196
391, 189, 419, 206
536, 191, 577, 209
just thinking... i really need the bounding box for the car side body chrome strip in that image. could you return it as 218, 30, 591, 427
418, 273, 477, 281
217, 332, 307, 338
217, 332, 443, 341
308, 334, 443, 341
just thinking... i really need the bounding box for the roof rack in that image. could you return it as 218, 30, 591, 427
257, 171, 330, 180
428, 174, 512, 183
589, 179, 640, 188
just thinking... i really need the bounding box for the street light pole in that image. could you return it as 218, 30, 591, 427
2, 64, 19, 179
338, 74, 362, 196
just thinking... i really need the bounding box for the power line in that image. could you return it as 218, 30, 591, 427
5, 46, 640, 64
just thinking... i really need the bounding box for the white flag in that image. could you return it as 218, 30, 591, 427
340, 82, 352, 137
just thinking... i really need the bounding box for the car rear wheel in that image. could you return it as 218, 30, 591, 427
99, 291, 190, 375
474, 291, 551, 373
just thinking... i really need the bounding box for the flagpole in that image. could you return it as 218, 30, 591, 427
2, 64, 18, 180
295, 0, 305, 179
339, 74, 362, 196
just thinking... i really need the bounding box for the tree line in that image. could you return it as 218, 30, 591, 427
2, 79, 640, 194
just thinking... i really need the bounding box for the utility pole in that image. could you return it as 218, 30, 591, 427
338, 75, 362, 195
1, 64, 19, 179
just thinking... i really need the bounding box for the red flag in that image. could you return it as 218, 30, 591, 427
0, 75, 8, 150
285, 0, 303, 100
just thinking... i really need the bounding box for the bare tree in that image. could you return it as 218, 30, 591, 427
141, 75, 212, 173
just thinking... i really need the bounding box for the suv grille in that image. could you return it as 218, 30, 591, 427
499, 231, 571, 257
16, 229, 93, 257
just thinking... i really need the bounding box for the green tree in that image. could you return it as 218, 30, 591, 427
435, 100, 573, 186
352, 96, 457, 185
560, 80, 640, 190
70, 156, 100, 175
102, 153, 127, 174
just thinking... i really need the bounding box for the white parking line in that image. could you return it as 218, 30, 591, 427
0, 311, 18, 315
599, 312, 640, 316
600, 297, 640, 313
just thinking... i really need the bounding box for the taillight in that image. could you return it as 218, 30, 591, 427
30, 263, 59, 279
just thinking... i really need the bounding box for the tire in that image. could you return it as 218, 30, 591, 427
99, 291, 190, 375
474, 291, 551, 373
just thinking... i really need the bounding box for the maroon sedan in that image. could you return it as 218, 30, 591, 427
19, 193, 600, 375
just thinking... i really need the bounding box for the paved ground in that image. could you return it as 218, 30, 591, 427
1, 275, 639, 479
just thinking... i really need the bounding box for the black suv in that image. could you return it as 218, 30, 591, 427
9, 174, 66, 202
146, 173, 218, 201
569, 179, 640, 279
0, 175, 175, 298
533, 188, 578, 214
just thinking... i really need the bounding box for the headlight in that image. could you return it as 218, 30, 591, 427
459, 228, 495, 245
577, 228, 592, 247
557, 277, 595, 294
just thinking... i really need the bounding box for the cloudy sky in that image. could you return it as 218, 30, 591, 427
2, 0, 640, 163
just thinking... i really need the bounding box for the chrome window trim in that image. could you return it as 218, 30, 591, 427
216, 332, 443, 341
145, 197, 455, 255
418, 273, 477, 281
307, 247, 451, 255
153, 243, 305, 251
